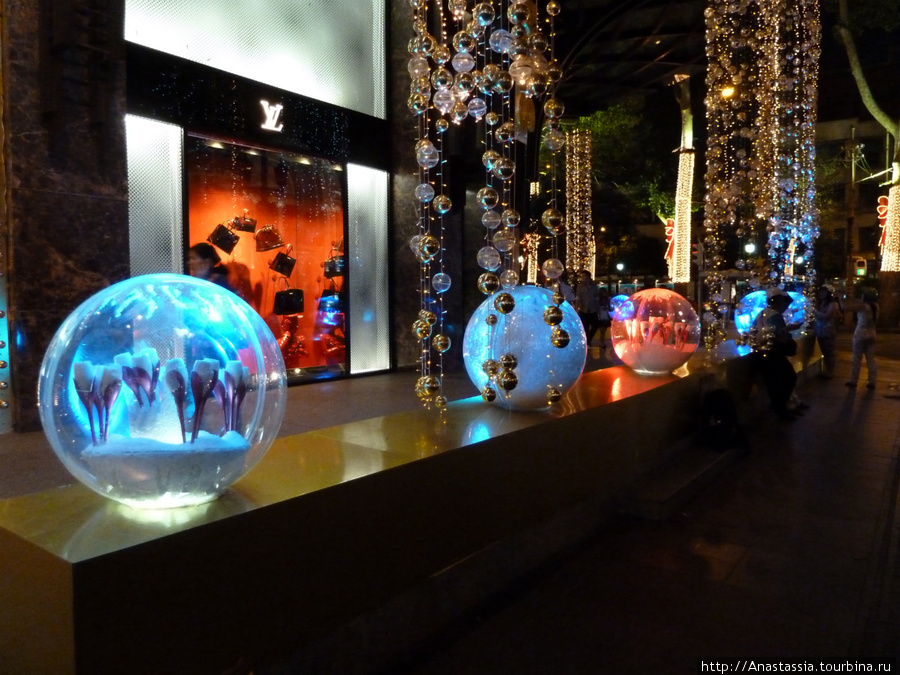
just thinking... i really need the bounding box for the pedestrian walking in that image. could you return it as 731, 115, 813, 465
845, 289, 878, 389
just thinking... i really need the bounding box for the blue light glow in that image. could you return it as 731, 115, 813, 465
734, 290, 808, 334
462, 285, 586, 410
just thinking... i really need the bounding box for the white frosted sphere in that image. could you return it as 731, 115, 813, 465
611, 288, 700, 374
463, 285, 586, 410
38, 274, 287, 509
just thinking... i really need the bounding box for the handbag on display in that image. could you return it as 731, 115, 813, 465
274, 279, 304, 316
232, 214, 257, 233
207, 223, 240, 255
255, 224, 285, 252
269, 246, 296, 277
323, 255, 345, 279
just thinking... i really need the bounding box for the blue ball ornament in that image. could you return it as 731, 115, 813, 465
463, 285, 586, 410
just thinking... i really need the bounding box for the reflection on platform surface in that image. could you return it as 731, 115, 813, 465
0, 360, 695, 562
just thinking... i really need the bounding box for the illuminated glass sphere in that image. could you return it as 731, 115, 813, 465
482, 209, 502, 230
541, 258, 564, 280
38, 274, 287, 509
415, 182, 435, 203
432, 272, 451, 293
610, 294, 629, 311
463, 285, 587, 410
611, 288, 700, 375
734, 290, 808, 334
477, 245, 502, 271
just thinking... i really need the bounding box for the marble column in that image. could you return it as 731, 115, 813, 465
2, 0, 128, 430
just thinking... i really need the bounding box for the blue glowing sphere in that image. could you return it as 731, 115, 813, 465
611, 288, 700, 374
38, 274, 287, 509
734, 290, 808, 334
610, 294, 629, 311
463, 285, 586, 410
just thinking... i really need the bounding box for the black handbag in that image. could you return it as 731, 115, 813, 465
232, 214, 257, 233
207, 223, 239, 254
274, 286, 304, 315
323, 255, 345, 279
269, 248, 296, 277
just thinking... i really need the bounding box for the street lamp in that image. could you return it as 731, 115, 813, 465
616, 263, 624, 294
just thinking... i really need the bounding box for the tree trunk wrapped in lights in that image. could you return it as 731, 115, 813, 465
703, 0, 820, 351
565, 128, 594, 277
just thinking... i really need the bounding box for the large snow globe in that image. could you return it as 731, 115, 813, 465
38, 274, 287, 509
611, 288, 700, 374
463, 284, 587, 410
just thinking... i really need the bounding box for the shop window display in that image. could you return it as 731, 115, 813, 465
187, 136, 347, 381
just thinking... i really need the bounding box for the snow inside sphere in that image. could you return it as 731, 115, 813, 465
38, 274, 287, 509
734, 290, 808, 334
611, 288, 700, 374
463, 285, 586, 410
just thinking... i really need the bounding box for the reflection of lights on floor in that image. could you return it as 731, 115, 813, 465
611, 375, 623, 401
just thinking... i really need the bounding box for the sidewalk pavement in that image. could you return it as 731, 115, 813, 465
391, 343, 900, 674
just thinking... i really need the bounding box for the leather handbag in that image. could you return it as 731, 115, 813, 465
255, 224, 285, 252
323, 255, 345, 279
232, 214, 257, 233
274, 281, 304, 315
207, 223, 239, 254
269, 247, 296, 277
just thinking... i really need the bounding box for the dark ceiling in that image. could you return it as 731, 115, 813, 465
548, 0, 899, 123
552, 0, 708, 118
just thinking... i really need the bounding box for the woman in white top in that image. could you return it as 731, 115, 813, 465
846, 290, 878, 389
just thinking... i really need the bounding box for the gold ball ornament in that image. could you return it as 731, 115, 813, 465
432, 333, 451, 353
412, 319, 432, 339
434, 395, 448, 410
541, 208, 565, 236
546, 388, 562, 404
551, 327, 570, 348
552, 291, 565, 305
478, 272, 501, 294
493, 292, 515, 314
417, 234, 441, 261
482, 358, 500, 377
497, 368, 518, 391
481, 386, 497, 402
418, 309, 438, 325
543, 305, 563, 326
485, 313, 498, 326
499, 353, 518, 370
415, 375, 441, 400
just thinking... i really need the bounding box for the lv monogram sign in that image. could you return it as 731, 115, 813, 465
260, 100, 284, 132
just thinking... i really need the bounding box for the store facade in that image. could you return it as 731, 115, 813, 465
0, 0, 401, 432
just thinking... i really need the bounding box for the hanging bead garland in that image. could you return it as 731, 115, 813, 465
703, 0, 820, 351
407, 0, 568, 408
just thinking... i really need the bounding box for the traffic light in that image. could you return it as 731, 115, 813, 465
855, 257, 867, 277
692, 242, 705, 267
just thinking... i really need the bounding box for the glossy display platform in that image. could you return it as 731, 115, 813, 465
0, 361, 712, 674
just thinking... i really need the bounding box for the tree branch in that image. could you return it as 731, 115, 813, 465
835, 0, 900, 151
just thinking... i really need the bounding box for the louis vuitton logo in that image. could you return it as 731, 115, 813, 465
260, 100, 284, 132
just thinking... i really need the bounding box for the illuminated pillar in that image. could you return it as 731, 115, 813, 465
565, 128, 594, 276
881, 187, 900, 271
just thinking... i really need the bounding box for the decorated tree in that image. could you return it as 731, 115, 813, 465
831, 0, 900, 325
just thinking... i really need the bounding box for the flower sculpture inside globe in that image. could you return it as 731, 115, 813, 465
611, 288, 700, 374
38, 274, 287, 509
463, 284, 586, 411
